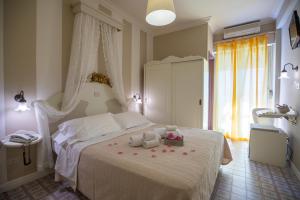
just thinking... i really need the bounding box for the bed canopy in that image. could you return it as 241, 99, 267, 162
33, 1, 127, 171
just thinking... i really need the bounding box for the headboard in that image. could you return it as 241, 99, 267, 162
47, 82, 122, 133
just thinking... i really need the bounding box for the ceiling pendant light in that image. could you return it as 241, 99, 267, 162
146, 0, 176, 26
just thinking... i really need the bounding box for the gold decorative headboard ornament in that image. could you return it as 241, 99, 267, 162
89, 72, 112, 87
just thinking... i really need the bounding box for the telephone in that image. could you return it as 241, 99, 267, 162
8, 130, 38, 166
9, 130, 38, 144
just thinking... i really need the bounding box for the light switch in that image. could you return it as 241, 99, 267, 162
295, 81, 300, 90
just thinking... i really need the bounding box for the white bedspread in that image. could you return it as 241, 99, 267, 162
54, 123, 154, 188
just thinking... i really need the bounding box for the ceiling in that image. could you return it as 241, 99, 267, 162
109, 0, 284, 34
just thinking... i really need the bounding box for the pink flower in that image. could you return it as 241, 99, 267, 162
176, 135, 183, 141
167, 132, 177, 140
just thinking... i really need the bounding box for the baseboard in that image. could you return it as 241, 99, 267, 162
0, 169, 53, 193
291, 161, 300, 181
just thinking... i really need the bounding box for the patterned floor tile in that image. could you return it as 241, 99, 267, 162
211, 141, 300, 200
1, 141, 300, 200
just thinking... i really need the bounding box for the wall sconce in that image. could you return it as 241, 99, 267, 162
133, 93, 142, 104
14, 90, 30, 112
278, 63, 298, 79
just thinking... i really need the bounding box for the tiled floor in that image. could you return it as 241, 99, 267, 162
1, 141, 300, 200
211, 141, 300, 200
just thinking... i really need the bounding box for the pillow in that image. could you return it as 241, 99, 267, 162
113, 112, 151, 129
57, 113, 122, 141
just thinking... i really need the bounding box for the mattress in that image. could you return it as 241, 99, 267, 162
75, 125, 232, 200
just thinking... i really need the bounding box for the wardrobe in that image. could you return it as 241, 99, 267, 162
144, 56, 208, 128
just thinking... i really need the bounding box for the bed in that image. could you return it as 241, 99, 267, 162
47, 82, 232, 200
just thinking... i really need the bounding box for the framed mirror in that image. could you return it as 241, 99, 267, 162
289, 10, 300, 49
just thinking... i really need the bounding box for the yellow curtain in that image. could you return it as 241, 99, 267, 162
213, 35, 268, 141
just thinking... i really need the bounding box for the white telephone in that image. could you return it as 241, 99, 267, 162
9, 130, 38, 144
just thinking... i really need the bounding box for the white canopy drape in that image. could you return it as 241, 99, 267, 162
62, 13, 100, 111
34, 12, 126, 170
100, 23, 127, 109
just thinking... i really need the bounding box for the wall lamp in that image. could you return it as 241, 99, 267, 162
278, 63, 298, 79
14, 90, 30, 112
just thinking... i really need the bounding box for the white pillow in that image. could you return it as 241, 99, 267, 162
57, 113, 122, 141
113, 112, 150, 129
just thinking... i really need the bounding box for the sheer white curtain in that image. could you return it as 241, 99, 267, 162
62, 13, 100, 111
34, 12, 127, 170
34, 13, 101, 170
100, 23, 127, 109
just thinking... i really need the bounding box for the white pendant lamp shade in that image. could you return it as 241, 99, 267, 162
146, 0, 176, 26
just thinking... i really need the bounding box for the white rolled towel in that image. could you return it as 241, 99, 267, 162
166, 125, 177, 131
153, 127, 167, 138
129, 134, 143, 147
143, 131, 159, 141
143, 135, 161, 149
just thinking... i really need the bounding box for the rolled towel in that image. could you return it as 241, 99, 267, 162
166, 125, 177, 131
143, 131, 158, 141
143, 135, 161, 149
129, 134, 143, 147
153, 127, 167, 138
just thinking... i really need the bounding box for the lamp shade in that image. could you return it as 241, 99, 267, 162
278, 71, 290, 79
146, 0, 176, 26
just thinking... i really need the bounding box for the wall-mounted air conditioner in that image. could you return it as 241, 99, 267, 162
224, 21, 261, 39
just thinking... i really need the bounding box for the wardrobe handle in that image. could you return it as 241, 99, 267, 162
199, 99, 202, 106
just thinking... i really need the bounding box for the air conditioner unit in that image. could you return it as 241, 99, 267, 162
224, 21, 261, 39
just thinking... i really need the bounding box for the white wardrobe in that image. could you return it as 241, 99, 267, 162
144, 56, 208, 128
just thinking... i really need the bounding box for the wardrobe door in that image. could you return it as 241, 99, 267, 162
172, 60, 203, 128
144, 64, 172, 124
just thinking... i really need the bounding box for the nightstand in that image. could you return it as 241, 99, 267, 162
0, 131, 42, 165
249, 124, 288, 167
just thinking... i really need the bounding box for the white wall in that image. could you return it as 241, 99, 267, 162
0, 0, 7, 184
147, 33, 153, 62
278, 0, 300, 172
36, 0, 62, 99
131, 24, 141, 97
